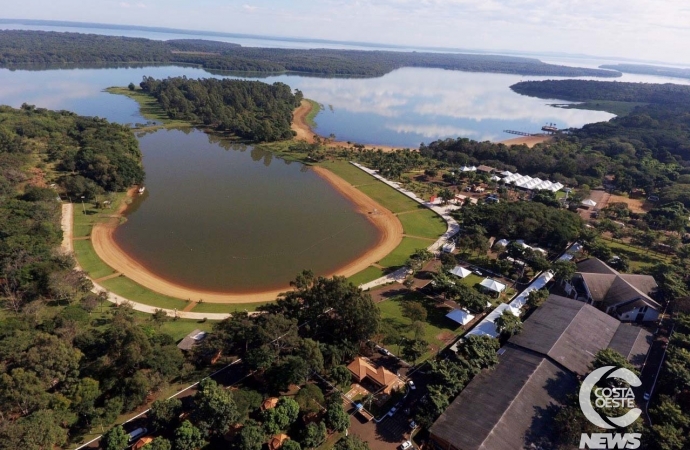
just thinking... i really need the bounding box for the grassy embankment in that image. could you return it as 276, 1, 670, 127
320, 160, 448, 285
552, 100, 648, 116
105, 86, 190, 130
71, 196, 270, 314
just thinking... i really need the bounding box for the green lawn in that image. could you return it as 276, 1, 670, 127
378, 237, 431, 268
602, 238, 670, 271
191, 301, 270, 314
357, 182, 421, 214
347, 266, 386, 286
106, 87, 189, 127
99, 277, 189, 310
305, 99, 323, 128
458, 273, 483, 288
319, 160, 380, 186
398, 209, 447, 239
73, 239, 117, 279
377, 290, 461, 361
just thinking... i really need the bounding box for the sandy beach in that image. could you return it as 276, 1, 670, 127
90, 168, 403, 304
499, 135, 553, 147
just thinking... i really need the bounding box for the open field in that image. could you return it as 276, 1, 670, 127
319, 160, 382, 186
106, 86, 190, 128
99, 276, 190, 310
553, 100, 648, 116
73, 239, 117, 279
190, 301, 269, 314
602, 238, 671, 271
348, 266, 387, 286
377, 290, 461, 360
398, 209, 447, 239
357, 183, 422, 214
378, 237, 433, 268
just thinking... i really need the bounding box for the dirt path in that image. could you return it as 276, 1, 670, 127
89, 167, 403, 304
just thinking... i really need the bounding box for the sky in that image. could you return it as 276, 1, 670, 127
5, 0, 690, 65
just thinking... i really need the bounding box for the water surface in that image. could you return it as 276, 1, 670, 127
114, 129, 378, 292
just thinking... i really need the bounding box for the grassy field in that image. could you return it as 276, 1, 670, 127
357, 183, 421, 214
305, 99, 323, 128
99, 277, 189, 310
106, 86, 189, 128
377, 290, 461, 361
398, 209, 447, 239
602, 238, 670, 271
378, 237, 433, 268
319, 160, 381, 186
554, 100, 648, 116
73, 239, 117, 279
347, 266, 386, 286
190, 301, 270, 314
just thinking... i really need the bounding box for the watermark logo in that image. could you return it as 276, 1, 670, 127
578, 366, 642, 449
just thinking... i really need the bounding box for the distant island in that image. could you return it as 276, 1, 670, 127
600, 63, 690, 80
0, 30, 621, 78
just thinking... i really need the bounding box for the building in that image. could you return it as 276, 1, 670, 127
479, 278, 506, 296
565, 258, 660, 322
177, 329, 207, 351
430, 295, 652, 450
476, 165, 495, 174
347, 357, 401, 394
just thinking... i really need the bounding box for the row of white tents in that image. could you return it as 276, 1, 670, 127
499, 171, 565, 192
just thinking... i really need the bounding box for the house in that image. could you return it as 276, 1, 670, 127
430, 295, 652, 450
565, 258, 660, 322
347, 357, 401, 394
177, 329, 207, 351
442, 242, 456, 253
476, 165, 495, 174
261, 397, 280, 411
132, 437, 153, 450
268, 434, 289, 450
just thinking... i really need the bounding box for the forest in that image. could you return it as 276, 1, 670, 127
138, 76, 302, 142
0, 30, 623, 78
600, 63, 690, 80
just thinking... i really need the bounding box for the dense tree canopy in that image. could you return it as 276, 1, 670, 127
139, 76, 302, 142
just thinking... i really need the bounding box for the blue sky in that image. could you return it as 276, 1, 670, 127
6, 0, 690, 65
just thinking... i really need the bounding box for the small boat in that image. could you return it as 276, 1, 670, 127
138, 186, 146, 194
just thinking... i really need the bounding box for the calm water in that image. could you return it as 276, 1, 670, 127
0, 65, 622, 146
113, 129, 378, 292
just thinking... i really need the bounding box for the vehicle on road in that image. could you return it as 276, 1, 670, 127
400, 440, 413, 450
128, 427, 148, 443
644, 392, 651, 401
408, 380, 416, 390
410, 421, 417, 429
388, 406, 398, 417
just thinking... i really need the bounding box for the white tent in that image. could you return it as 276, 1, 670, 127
460, 166, 477, 172
582, 199, 597, 207
490, 175, 501, 182
446, 309, 475, 326
494, 239, 510, 248
449, 266, 472, 279
480, 278, 506, 293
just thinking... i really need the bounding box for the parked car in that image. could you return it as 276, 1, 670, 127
410, 421, 418, 429
128, 427, 148, 443
408, 380, 416, 390
388, 406, 398, 417
400, 441, 413, 450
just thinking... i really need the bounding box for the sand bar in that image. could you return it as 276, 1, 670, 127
90, 168, 403, 303
499, 135, 553, 147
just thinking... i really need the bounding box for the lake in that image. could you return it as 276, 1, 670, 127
114, 129, 379, 292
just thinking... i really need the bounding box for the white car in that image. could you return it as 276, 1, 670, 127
400, 441, 413, 450
410, 421, 417, 429
408, 380, 416, 390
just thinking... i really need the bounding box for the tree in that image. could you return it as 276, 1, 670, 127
495, 310, 522, 337
299, 338, 324, 374
461, 335, 500, 371
405, 249, 433, 273
439, 188, 455, 204
527, 288, 550, 309
193, 378, 238, 436
329, 365, 352, 389
333, 436, 370, 450
266, 356, 310, 392
174, 421, 206, 450
128, 82, 136, 91
402, 339, 428, 364
402, 302, 427, 322
262, 398, 300, 434
149, 397, 182, 431
300, 422, 327, 449
296, 383, 325, 414
148, 437, 172, 450
102, 425, 129, 450
283, 440, 302, 450
325, 397, 350, 432
151, 308, 170, 326
238, 425, 265, 450
591, 349, 637, 374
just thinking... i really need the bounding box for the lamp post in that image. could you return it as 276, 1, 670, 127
80, 196, 86, 215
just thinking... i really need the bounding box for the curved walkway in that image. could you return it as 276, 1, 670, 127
61, 203, 233, 320
350, 162, 461, 291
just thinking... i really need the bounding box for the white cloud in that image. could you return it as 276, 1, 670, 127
119, 2, 130, 8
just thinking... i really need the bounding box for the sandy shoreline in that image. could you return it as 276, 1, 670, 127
499, 135, 553, 147
90, 167, 403, 303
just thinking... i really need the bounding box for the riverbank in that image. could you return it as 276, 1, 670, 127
499, 135, 554, 147
88, 166, 403, 303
